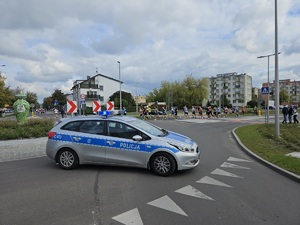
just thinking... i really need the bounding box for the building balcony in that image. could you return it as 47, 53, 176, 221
80, 84, 99, 89
86, 94, 100, 100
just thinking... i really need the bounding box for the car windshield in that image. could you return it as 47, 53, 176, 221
128, 119, 167, 136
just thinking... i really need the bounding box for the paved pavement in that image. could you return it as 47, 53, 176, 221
0, 137, 47, 162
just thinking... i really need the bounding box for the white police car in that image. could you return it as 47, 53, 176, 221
46, 111, 200, 176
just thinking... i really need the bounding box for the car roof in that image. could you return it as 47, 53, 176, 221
58, 115, 137, 124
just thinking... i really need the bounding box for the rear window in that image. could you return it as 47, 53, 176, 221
61, 121, 82, 131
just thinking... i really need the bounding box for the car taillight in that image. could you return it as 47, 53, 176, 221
48, 131, 56, 139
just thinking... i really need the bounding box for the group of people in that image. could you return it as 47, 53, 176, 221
282, 105, 299, 124
54, 106, 65, 118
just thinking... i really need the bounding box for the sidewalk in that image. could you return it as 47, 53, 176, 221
0, 137, 47, 162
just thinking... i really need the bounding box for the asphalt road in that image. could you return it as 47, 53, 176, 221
0, 119, 299, 225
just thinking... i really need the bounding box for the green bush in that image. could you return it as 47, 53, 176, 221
0, 118, 54, 140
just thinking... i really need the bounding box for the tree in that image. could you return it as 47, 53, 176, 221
26, 91, 39, 108
146, 75, 209, 110
0, 75, 15, 107
109, 91, 135, 109
51, 89, 67, 108
279, 87, 289, 104
42, 97, 53, 110
247, 100, 258, 108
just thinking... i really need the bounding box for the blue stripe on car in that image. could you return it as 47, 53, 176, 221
51, 133, 179, 153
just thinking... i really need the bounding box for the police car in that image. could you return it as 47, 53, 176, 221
46, 111, 200, 176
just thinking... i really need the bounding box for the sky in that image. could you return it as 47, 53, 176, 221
0, 0, 300, 103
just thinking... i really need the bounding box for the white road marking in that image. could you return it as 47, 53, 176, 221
220, 162, 250, 169
112, 208, 143, 225
196, 176, 232, 188
175, 185, 214, 200
211, 168, 243, 178
227, 157, 252, 162
147, 195, 188, 216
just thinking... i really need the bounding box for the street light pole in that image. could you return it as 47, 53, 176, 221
257, 52, 281, 124
117, 61, 122, 110
275, 0, 280, 137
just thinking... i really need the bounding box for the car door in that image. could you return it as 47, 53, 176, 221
73, 120, 107, 163
105, 121, 149, 167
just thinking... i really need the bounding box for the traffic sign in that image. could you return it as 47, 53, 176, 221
107, 101, 114, 110
80, 94, 86, 99
67, 100, 77, 114
261, 87, 269, 95
93, 101, 101, 112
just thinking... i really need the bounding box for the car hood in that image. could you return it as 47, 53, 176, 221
162, 131, 195, 146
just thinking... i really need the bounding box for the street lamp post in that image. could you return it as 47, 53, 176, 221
117, 61, 122, 110
257, 52, 280, 124
274, 0, 280, 137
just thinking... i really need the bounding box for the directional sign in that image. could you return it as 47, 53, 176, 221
107, 101, 114, 110
93, 101, 101, 112
261, 87, 269, 94
67, 100, 77, 114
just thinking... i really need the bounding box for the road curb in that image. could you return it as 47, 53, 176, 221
232, 127, 300, 184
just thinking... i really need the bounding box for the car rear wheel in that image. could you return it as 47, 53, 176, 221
57, 148, 79, 170
150, 152, 176, 176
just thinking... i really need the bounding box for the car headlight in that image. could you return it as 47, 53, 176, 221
169, 143, 194, 152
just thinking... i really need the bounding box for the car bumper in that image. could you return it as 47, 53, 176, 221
176, 147, 200, 171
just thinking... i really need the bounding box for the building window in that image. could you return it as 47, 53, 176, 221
99, 85, 104, 91
100, 96, 104, 101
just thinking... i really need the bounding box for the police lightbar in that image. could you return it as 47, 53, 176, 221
98, 110, 114, 117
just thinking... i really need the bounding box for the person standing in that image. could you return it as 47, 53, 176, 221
293, 106, 299, 123
192, 106, 196, 118
282, 105, 288, 124
60, 106, 65, 118
54, 108, 58, 118
224, 106, 228, 117
288, 105, 293, 124
198, 106, 203, 119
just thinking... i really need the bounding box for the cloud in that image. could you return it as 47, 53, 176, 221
0, 0, 299, 103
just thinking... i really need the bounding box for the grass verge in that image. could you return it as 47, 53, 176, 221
235, 123, 300, 176
0, 118, 54, 140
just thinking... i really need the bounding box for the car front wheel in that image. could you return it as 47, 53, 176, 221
150, 152, 176, 176
57, 148, 79, 170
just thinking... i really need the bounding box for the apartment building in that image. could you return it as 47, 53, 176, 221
71, 74, 121, 109
208, 72, 252, 107
262, 79, 300, 104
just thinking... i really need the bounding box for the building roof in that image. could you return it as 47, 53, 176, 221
71, 73, 122, 90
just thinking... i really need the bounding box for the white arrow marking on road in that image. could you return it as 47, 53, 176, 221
227, 157, 252, 162
175, 185, 214, 201
211, 168, 243, 178
220, 162, 250, 169
112, 208, 143, 225
197, 176, 232, 188
147, 195, 188, 216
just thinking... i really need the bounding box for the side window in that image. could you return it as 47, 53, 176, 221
108, 121, 143, 139
80, 121, 105, 135
61, 121, 82, 131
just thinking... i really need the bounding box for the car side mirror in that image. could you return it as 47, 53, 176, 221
132, 135, 143, 141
